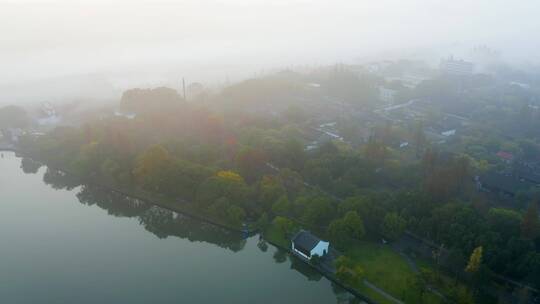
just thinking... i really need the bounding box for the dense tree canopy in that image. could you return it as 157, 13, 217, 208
17, 73, 540, 301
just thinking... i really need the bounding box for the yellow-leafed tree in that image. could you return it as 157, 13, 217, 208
465, 246, 483, 273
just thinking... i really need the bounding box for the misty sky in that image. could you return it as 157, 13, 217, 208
1, 0, 539, 93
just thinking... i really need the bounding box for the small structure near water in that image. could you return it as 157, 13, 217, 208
291, 230, 329, 260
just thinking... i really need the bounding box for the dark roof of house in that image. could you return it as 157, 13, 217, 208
480, 172, 535, 195
292, 230, 322, 252
431, 116, 462, 132
514, 164, 540, 184
496, 151, 514, 161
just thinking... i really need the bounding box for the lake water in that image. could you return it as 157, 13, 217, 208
0, 152, 356, 304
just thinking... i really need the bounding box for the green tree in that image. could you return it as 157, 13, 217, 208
413, 120, 426, 157
256, 212, 270, 230
278, 168, 305, 197
120, 87, 184, 114
133, 145, 172, 192
328, 211, 366, 249
100, 158, 121, 181
521, 202, 540, 240
364, 137, 387, 163
309, 254, 322, 266
447, 285, 474, 304
272, 195, 292, 216
197, 170, 249, 209
236, 147, 267, 183
342, 211, 365, 238
447, 248, 466, 282
273, 216, 294, 238
402, 273, 428, 304
258, 175, 286, 210
380, 212, 406, 240
334, 256, 364, 286
72, 141, 102, 176
300, 197, 335, 227
337, 196, 367, 216
487, 208, 522, 242
281, 138, 306, 171
226, 205, 246, 226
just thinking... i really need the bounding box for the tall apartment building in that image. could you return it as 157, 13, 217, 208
440, 57, 474, 75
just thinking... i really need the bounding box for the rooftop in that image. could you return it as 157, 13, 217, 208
480, 172, 535, 195
292, 230, 323, 252
496, 151, 514, 161
514, 164, 540, 184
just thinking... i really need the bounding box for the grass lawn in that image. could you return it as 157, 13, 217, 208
414, 257, 472, 301
356, 284, 395, 304
263, 227, 447, 303
346, 241, 415, 299
345, 241, 445, 304
345, 241, 460, 304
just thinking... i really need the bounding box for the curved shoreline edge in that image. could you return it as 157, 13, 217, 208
3, 148, 378, 304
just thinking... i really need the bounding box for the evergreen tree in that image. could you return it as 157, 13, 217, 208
521, 201, 540, 240
414, 120, 426, 157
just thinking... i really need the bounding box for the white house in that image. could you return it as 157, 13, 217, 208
441, 129, 456, 137
378, 86, 397, 104
114, 111, 137, 119
291, 230, 329, 260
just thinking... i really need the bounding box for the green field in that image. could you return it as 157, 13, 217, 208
345, 241, 444, 304
263, 224, 449, 304
346, 241, 415, 299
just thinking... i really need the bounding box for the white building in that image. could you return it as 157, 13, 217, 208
291, 230, 329, 260
440, 57, 474, 76
378, 86, 397, 104
509, 81, 530, 89
386, 74, 429, 89
114, 111, 137, 119
400, 74, 429, 89
441, 129, 456, 137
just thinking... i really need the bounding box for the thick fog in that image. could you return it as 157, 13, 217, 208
1, 0, 539, 104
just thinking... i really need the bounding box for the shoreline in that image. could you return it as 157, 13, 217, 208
5, 148, 377, 303
263, 236, 377, 304
4, 148, 256, 235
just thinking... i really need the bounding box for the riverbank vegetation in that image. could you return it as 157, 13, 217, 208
16, 69, 540, 303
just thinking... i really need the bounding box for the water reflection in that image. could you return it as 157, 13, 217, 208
20, 157, 42, 174
256, 238, 269, 252
40, 169, 248, 252
77, 185, 151, 218
34, 160, 358, 303
43, 168, 81, 190
273, 248, 288, 264
290, 257, 323, 282
139, 206, 247, 252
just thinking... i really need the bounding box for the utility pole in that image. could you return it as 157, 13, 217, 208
182, 77, 186, 100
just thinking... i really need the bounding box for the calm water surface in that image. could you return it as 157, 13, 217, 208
0, 152, 355, 304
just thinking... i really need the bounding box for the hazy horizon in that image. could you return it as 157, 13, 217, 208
2, 3, 540, 303
2, 0, 540, 104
